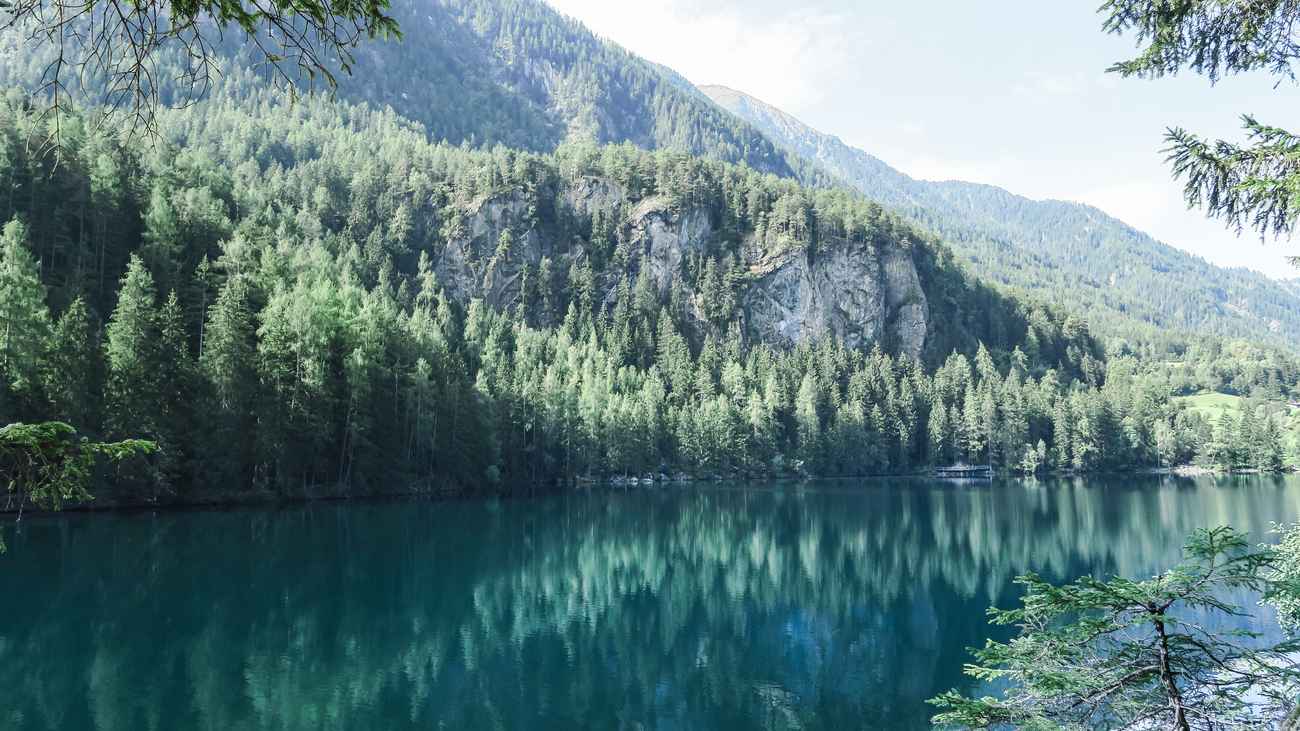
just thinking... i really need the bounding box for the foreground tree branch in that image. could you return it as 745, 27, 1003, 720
1, 0, 400, 141
0, 420, 155, 551
1101, 0, 1300, 264
929, 527, 1300, 729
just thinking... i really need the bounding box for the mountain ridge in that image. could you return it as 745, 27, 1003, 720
699, 83, 1300, 351
3, 0, 1297, 352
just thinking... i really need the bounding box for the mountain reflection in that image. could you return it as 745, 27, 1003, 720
2, 476, 1297, 730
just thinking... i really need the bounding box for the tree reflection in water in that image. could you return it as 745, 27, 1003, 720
1, 475, 1296, 730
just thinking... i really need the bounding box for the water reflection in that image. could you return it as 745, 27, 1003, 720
1, 476, 1298, 730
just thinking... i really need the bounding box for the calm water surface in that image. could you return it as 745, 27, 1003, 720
2, 475, 1299, 730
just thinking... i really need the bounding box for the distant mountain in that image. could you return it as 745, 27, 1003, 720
0, 0, 812, 179
4, 0, 1297, 353
701, 84, 1300, 351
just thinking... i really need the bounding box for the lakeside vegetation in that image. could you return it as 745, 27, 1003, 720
0, 90, 1295, 507
930, 526, 1300, 729
1, 0, 1300, 728
0, 0, 1296, 507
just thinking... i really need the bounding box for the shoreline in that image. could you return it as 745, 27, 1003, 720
3, 466, 1294, 518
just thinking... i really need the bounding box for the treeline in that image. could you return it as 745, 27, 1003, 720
896, 187, 1300, 353
1121, 337, 1300, 400
0, 90, 1294, 504
0, 83, 1106, 372
0, 0, 814, 181
7, 0, 1297, 362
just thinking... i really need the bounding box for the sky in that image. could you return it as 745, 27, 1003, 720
545, 0, 1300, 279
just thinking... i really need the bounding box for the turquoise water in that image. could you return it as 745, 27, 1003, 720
2, 475, 1298, 730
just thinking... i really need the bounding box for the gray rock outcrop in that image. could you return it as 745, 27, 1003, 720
432, 177, 929, 358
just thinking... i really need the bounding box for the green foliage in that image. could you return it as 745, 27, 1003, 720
0, 218, 48, 400
104, 255, 162, 441
1272, 523, 1300, 636
6, 0, 400, 137
1102, 0, 1300, 252
930, 527, 1300, 730
1, 0, 808, 182
0, 82, 1287, 502
1165, 117, 1300, 246
42, 297, 99, 429
0, 420, 155, 549
1101, 0, 1300, 82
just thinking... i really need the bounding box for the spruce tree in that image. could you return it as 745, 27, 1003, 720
931, 527, 1300, 730
1102, 0, 1300, 265
0, 219, 50, 406
42, 297, 100, 430
104, 255, 159, 441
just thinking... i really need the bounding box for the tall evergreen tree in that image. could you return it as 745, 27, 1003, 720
104, 255, 159, 441
0, 219, 49, 406
42, 297, 100, 430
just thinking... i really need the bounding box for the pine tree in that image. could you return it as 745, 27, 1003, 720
1210, 412, 1239, 469
141, 184, 182, 292
104, 255, 159, 441
928, 401, 950, 465
155, 291, 196, 488
794, 373, 821, 471
962, 389, 984, 463
0, 219, 50, 405
1258, 413, 1286, 472
1103, 0, 1300, 255
42, 297, 100, 431
931, 527, 1300, 730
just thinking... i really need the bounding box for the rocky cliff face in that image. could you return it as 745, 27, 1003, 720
434, 177, 930, 358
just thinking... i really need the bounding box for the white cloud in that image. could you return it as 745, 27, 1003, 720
544, 0, 866, 110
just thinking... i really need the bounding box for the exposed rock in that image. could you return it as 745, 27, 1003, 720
562, 176, 627, 217
881, 245, 930, 359
624, 196, 712, 295
437, 194, 542, 309
432, 177, 929, 357
740, 236, 928, 359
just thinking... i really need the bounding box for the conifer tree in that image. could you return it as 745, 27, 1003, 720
104, 255, 159, 441
0, 219, 49, 405
931, 527, 1300, 730
1102, 0, 1300, 266
42, 297, 99, 430
928, 402, 950, 465
795, 373, 821, 470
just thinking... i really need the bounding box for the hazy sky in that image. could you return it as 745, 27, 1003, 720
546, 0, 1300, 279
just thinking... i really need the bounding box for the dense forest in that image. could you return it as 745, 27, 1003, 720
3, 0, 1296, 357
0, 0, 815, 179
3, 2, 1300, 730
0, 85, 1296, 504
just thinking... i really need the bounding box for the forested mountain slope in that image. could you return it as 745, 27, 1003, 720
1, 87, 1133, 500
4, 0, 1294, 356
0, 1, 1296, 503
0, 0, 808, 180
700, 84, 1300, 352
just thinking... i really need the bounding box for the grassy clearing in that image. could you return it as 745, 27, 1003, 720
1175, 391, 1300, 420
1175, 392, 1244, 420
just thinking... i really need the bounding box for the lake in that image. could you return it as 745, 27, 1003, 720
2, 475, 1298, 730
